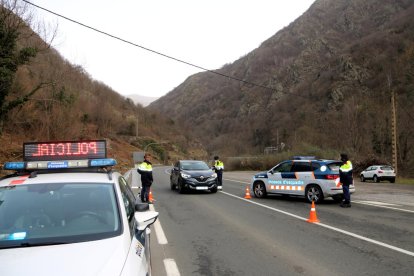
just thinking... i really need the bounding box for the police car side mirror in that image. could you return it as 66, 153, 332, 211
134, 211, 159, 231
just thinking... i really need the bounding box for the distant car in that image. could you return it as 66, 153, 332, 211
250, 157, 356, 203
360, 165, 396, 183
0, 140, 158, 276
170, 160, 218, 193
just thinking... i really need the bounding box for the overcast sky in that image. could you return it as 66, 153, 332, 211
29, 0, 315, 98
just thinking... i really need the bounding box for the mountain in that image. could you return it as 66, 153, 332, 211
149, 0, 414, 176
126, 94, 159, 107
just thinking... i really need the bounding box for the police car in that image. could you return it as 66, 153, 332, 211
0, 140, 158, 276
250, 157, 356, 203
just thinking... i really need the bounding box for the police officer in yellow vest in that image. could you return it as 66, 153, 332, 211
339, 153, 353, 208
137, 153, 153, 203
213, 156, 224, 190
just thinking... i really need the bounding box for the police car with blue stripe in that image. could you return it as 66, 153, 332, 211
250, 156, 355, 203
0, 140, 158, 276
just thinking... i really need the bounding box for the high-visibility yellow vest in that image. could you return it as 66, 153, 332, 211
138, 161, 152, 172
340, 160, 352, 172
214, 160, 224, 170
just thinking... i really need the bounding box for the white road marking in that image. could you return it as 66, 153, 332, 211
164, 259, 181, 276
149, 205, 181, 275
355, 200, 399, 206
221, 191, 414, 257
353, 200, 414, 213
224, 178, 250, 185
224, 178, 414, 213
149, 205, 168, 245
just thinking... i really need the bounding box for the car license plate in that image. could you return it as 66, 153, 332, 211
196, 186, 208, 190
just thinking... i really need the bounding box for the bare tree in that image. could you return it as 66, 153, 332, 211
0, 0, 56, 135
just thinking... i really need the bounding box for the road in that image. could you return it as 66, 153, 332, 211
129, 167, 414, 275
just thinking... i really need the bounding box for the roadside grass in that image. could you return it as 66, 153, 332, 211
397, 178, 414, 185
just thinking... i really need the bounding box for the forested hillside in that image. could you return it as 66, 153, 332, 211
0, 1, 205, 173
150, 0, 414, 176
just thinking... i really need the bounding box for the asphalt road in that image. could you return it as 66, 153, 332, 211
130, 167, 414, 276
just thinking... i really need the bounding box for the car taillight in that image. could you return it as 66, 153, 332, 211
378, 170, 383, 174
325, 174, 339, 180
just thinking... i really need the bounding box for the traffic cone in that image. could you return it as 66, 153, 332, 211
244, 186, 252, 199
148, 189, 154, 203
307, 201, 320, 223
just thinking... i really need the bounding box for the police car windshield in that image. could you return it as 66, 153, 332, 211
0, 183, 121, 248
181, 161, 210, 171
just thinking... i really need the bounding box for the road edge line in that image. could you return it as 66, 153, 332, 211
150, 204, 168, 245
221, 191, 414, 257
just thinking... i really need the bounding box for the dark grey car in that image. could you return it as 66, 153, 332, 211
170, 160, 218, 194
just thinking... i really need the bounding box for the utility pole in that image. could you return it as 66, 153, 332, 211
388, 74, 398, 177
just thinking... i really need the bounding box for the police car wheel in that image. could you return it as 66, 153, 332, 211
305, 185, 323, 203
253, 182, 267, 198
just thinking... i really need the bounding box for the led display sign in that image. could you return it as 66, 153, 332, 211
23, 140, 107, 161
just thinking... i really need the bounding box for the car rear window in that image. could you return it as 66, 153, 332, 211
380, 166, 393, 171
327, 162, 342, 172
311, 162, 321, 171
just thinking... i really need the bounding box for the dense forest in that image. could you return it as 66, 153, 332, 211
150, 0, 414, 176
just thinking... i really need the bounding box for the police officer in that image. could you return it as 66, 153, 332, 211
213, 156, 224, 190
339, 153, 353, 208
137, 153, 153, 203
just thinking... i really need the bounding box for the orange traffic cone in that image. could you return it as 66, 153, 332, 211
307, 201, 320, 223
148, 189, 154, 203
244, 186, 252, 199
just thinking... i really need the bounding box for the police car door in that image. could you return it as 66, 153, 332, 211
289, 161, 312, 195
268, 161, 293, 195
118, 177, 149, 275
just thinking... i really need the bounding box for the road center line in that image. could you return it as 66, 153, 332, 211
221, 191, 414, 257
224, 178, 414, 214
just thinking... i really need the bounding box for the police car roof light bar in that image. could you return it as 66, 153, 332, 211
3, 158, 117, 171
3, 162, 25, 170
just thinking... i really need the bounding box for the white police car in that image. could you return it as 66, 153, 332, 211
250, 157, 356, 203
0, 140, 158, 276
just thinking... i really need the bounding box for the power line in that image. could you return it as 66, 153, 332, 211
22, 0, 281, 93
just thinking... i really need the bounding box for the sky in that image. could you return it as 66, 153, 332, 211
28, 0, 315, 98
